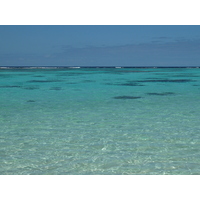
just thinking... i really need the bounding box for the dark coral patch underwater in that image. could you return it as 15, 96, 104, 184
104, 78, 194, 87
32, 75, 46, 78
23, 86, 40, 90
113, 96, 142, 99
119, 82, 145, 86
49, 87, 62, 90
26, 100, 36, 103
138, 79, 194, 83
82, 80, 96, 83
146, 92, 175, 96
105, 82, 145, 86
0, 85, 21, 88
27, 80, 62, 83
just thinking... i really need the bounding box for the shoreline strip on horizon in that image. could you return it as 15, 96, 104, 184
0, 66, 200, 69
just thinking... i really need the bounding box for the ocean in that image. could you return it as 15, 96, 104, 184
1, 67, 200, 174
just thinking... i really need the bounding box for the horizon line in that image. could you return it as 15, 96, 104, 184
0, 66, 200, 69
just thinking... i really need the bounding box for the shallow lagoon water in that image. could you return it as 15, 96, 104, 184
1, 67, 200, 174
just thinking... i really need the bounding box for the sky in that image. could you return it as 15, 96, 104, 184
1, 25, 200, 66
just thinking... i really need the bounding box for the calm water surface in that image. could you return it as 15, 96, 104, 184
0, 67, 200, 174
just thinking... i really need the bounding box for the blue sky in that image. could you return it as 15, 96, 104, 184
1, 25, 200, 66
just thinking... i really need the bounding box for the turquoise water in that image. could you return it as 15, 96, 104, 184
1, 67, 200, 175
